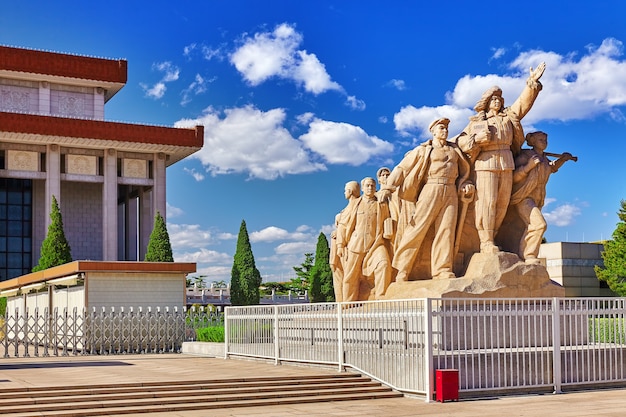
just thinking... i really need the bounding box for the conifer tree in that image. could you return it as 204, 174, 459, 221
595, 200, 626, 296
230, 220, 262, 305
33, 195, 72, 272
144, 211, 174, 262
309, 232, 334, 302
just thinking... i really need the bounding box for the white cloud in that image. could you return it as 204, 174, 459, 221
141, 61, 180, 99
181, 73, 215, 106
183, 167, 205, 181
543, 203, 582, 227
490, 47, 507, 61
395, 38, 626, 136
393, 104, 473, 139
250, 226, 312, 243
230, 23, 341, 95
299, 117, 393, 165
176, 105, 326, 180
168, 223, 213, 250
345, 95, 366, 110
166, 203, 184, 218
143, 82, 166, 99
174, 247, 231, 264
387, 79, 407, 91
275, 241, 315, 255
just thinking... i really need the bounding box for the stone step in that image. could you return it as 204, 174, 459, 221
0, 374, 403, 416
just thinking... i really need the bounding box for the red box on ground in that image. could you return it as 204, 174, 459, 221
435, 369, 459, 402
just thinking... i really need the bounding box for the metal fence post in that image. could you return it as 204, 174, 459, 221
274, 305, 280, 365
552, 297, 562, 394
424, 298, 434, 403
224, 306, 230, 359
337, 302, 344, 372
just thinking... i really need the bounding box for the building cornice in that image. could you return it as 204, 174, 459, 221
0, 111, 203, 165
0, 45, 127, 101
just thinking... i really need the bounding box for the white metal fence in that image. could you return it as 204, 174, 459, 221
0, 306, 221, 358
224, 297, 626, 400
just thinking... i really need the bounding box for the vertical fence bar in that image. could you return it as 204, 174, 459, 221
337, 302, 344, 372
224, 306, 230, 359
425, 298, 434, 403
273, 305, 280, 365
552, 297, 562, 394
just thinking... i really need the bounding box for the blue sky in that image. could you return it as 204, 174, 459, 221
2, 1, 626, 284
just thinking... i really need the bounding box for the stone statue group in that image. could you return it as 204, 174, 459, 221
330, 63, 577, 302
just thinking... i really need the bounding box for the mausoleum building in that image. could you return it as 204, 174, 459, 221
0, 45, 203, 281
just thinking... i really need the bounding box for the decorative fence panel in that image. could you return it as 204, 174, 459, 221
224, 297, 626, 400
0, 306, 220, 358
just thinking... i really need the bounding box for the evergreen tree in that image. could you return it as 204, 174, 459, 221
291, 253, 314, 293
230, 220, 262, 305
309, 232, 334, 302
144, 211, 174, 262
595, 200, 626, 296
33, 195, 72, 272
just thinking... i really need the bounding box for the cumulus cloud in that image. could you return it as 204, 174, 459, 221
176, 105, 326, 180
168, 223, 213, 250
250, 226, 312, 243
173, 247, 231, 264
141, 61, 180, 99
395, 38, 626, 136
299, 117, 393, 165
275, 241, 316, 255
230, 23, 342, 95
393, 104, 473, 139
166, 203, 184, 218
176, 105, 392, 179
543, 203, 582, 227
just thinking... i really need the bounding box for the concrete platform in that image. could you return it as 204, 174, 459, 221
0, 353, 624, 416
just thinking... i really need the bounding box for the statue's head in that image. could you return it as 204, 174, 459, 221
525, 131, 548, 149
474, 86, 504, 113
361, 177, 376, 197
376, 167, 390, 186
428, 117, 450, 140
344, 180, 360, 199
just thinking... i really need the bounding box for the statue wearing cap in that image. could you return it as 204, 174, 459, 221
379, 117, 473, 281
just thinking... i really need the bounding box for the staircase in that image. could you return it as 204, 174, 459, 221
0, 373, 403, 416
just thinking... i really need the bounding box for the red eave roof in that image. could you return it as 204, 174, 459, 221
0, 111, 203, 149
0, 45, 127, 84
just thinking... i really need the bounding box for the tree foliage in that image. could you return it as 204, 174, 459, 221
309, 232, 334, 302
144, 211, 174, 262
230, 220, 262, 305
595, 200, 626, 296
291, 253, 314, 293
33, 195, 72, 272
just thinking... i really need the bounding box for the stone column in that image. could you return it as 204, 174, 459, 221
39, 81, 50, 115
102, 149, 118, 260
153, 152, 167, 221
45, 144, 61, 229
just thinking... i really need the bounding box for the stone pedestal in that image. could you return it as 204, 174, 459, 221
383, 252, 565, 299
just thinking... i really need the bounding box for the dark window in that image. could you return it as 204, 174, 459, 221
0, 179, 32, 281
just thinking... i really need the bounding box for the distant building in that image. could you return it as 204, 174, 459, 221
0, 45, 203, 281
539, 242, 613, 297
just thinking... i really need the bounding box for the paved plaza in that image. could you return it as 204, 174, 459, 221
0, 353, 624, 416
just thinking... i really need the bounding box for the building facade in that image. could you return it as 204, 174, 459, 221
0, 46, 203, 281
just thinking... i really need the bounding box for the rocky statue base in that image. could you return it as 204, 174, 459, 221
383, 252, 564, 299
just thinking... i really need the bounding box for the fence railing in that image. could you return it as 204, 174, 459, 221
0, 306, 221, 358
224, 297, 626, 400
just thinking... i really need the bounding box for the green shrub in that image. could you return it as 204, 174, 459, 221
589, 318, 626, 343
0, 297, 6, 317
196, 325, 225, 342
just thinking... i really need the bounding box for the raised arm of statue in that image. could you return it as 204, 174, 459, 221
508, 62, 546, 120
